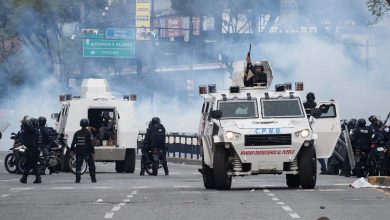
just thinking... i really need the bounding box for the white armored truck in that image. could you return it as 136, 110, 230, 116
52, 79, 138, 173
198, 61, 341, 190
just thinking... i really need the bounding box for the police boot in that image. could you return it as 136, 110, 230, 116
140, 169, 145, 176
20, 174, 28, 184
91, 173, 97, 183
164, 167, 169, 176
75, 174, 81, 183
33, 175, 42, 184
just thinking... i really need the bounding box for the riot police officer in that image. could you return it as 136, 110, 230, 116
350, 118, 370, 177
70, 119, 96, 183
303, 92, 327, 174
140, 117, 169, 176
19, 117, 42, 184
37, 116, 50, 174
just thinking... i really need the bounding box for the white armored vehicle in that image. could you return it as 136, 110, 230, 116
52, 79, 138, 173
198, 61, 341, 190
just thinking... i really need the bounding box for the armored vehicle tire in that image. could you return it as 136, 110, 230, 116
115, 161, 125, 173
286, 174, 300, 188
202, 161, 216, 189
4, 153, 18, 174
299, 145, 317, 189
124, 149, 136, 173
213, 146, 232, 190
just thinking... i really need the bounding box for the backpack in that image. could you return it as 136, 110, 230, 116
150, 124, 166, 149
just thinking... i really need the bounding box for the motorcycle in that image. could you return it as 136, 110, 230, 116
4, 132, 26, 174
367, 130, 390, 176
58, 134, 88, 175
143, 148, 162, 176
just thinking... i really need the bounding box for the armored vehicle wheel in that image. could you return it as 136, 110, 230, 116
124, 149, 136, 173
286, 174, 300, 188
213, 146, 232, 190
115, 161, 125, 173
299, 145, 317, 189
202, 161, 216, 189
4, 153, 18, 174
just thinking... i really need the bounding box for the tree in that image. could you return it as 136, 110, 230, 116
366, 0, 390, 23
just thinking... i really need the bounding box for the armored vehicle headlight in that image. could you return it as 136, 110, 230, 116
300, 129, 310, 138
226, 131, 240, 140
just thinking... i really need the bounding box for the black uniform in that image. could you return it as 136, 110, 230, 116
99, 116, 114, 145
140, 122, 169, 175
19, 124, 42, 184
71, 128, 96, 182
244, 64, 267, 87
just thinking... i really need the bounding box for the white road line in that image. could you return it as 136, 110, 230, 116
10, 187, 33, 192
104, 212, 114, 219
133, 186, 148, 189
93, 187, 113, 189
263, 189, 270, 193
96, 199, 103, 203
50, 187, 75, 190
111, 205, 121, 212
1, 194, 10, 198
123, 199, 130, 203
118, 203, 126, 206
272, 197, 280, 201
334, 183, 350, 186
303, 189, 315, 192
131, 190, 138, 194
173, 186, 190, 188
267, 193, 275, 196
276, 202, 285, 205
289, 213, 301, 219
0, 179, 18, 182
281, 205, 292, 212
319, 189, 345, 192
126, 195, 133, 198
179, 191, 201, 194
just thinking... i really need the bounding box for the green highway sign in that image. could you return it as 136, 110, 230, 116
83, 38, 135, 58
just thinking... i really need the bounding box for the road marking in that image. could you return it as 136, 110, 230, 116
10, 187, 33, 192
174, 185, 190, 188
111, 205, 121, 212
319, 189, 345, 192
104, 212, 114, 219
126, 195, 133, 198
131, 190, 138, 194
123, 199, 130, 203
93, 187, 113, 189
179, 191, 201, 194
276, 202, 285, 205
272, 197, 279, 201
267, 193, 275, 196
334, 183, 350, 186
282, 205, 292, 211
263, 189, 270, 193
133, 186, 148, 189
96, 199, 103, 203
50, 187, 75, 190
1, 194, 10, 198
118, 203, 126, 206
303, 189, 315, 192
289, 213, 300, 219
0, 179, 18, 182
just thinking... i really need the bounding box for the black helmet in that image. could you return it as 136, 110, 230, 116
368, 115, 378, 123
357, 118, 366, 128
306, 92, 315, 100
151, 117, 160, 125
347, 118, 357, 129
80, 118, 89, 128
38, 116, 46, 126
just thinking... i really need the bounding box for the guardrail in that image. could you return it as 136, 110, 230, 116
137, 132, 201, 160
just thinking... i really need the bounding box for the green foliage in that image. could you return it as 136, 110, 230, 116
366, 0, 390, 23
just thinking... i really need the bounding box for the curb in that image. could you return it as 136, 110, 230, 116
368, 176, 390, 186
136, 154, 201, 166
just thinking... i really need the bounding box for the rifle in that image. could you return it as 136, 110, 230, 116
383, 112, 390, 127
247, 44, 251, 57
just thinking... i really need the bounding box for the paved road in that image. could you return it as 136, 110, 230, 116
0, 152, 389, 220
